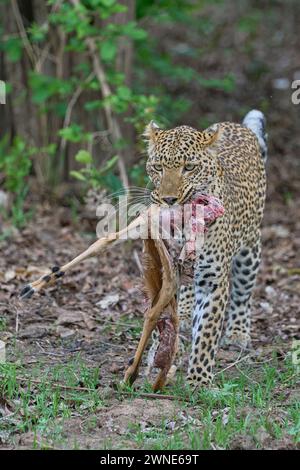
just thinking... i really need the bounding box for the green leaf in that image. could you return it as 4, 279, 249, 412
29, 73, 73, 104
99, 155, 118, 174
84, 100, 103, 111
75, 150, 92, 165
100, 0, 116, 6
122, 22, 147, 41
100, 39, 117, 62
116, 86, 132, 101
2, 37, 23, 62
59, 125, 91, 143
28, 23, 48, 43
70, 170, 87, 182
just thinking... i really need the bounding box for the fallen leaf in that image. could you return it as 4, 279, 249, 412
56, 326, 75, 338
56, 309, 84, 326
97, 293, 120, 309
4, 269, 16, 282
81, 311, 97, 330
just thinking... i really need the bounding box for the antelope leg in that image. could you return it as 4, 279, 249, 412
152, 298, 179, 391
124, 239, 177, 386
20, 212, 148, 299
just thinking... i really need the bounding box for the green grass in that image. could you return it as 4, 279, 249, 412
101, 316, 143, 341
121, 357, 299, 450
0, 353, 299, 449
0, 317, 7, 332
0, 356, 105, 446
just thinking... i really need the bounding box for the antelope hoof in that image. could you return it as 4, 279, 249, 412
124, 365, 139, 385
20, 285, 35, 300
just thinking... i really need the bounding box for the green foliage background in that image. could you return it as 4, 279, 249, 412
1, 0, 297, 225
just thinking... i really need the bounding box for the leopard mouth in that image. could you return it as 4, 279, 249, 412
151, 186, 212, 207
181, 189, 209, 205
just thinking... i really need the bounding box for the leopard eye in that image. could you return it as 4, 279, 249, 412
184, 163, 196, 172
153, 164, 163, 172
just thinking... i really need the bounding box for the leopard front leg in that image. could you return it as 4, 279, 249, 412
187, 257, 230, 387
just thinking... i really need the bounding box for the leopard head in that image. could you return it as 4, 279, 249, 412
145, 121, 222, 206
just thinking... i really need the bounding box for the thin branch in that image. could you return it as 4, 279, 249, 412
235, 365, 260, 385
11, 0, 36, 67
33, 0, 64, 72
0, 373, 187, 402
34, 42, 51, 73
59, 71, 95, 161
216, 353, 251, 375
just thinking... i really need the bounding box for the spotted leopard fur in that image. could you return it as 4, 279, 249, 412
145, 110, 267, 387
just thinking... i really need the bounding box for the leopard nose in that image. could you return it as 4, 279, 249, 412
162, 197, 178, 206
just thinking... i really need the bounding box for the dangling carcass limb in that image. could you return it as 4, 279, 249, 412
20, 205, 180, 391
20, 211, 151, 299
124, 237, 178, 390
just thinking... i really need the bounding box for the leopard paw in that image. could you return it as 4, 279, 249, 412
222, 331, 251, 350
186, 372, 213, 389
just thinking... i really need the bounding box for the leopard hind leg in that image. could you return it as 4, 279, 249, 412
223, 239, 261, 349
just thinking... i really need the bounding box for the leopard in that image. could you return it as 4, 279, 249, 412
144, 110, 267, 387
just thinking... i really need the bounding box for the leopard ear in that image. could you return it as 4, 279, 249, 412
202, 124, 220, 146
143, 120, 162, 142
